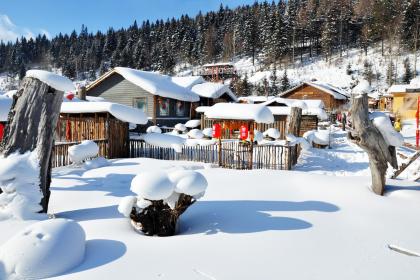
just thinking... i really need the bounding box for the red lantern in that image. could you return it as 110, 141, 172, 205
213, 123, 221, 139
66, 93, 75, 101
0, 123, 4, 141
240, 125, 248, 140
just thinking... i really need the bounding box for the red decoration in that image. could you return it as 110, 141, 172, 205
416, 97, 420, 149
212, 123, 221, 139
0, 123, 4, 141
66, 93, 75, 101
240, 125, 248, 140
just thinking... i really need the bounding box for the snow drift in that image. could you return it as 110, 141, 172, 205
68, 140, 99, 164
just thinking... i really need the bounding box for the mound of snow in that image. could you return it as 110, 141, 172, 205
130, 171, 175, 200
0, 151, 43, 220
369, 112, 404, 147
168, 170, 208, 196
26, 70, 75, 92
142, 133, 185, 153
253, 130, 264, 142
304, 130, 330, 146
68, 140, 99, 164
187, 129, 204, 139
118, 196, 137, 217
0, 219, 85, 279
286, 133, 311, 150
185, 119, 201, 128
84, 157, 109, 170
146, 126, 162, 134
174, 123, 187, 132
263, 128, 281, 139
202, 128, 213, 138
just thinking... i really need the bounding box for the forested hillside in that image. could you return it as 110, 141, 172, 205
0, 0, 418, 89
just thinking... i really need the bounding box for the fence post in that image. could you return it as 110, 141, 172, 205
218, 138, 222, 167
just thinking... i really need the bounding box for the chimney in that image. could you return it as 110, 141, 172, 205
78, 86, 86, 101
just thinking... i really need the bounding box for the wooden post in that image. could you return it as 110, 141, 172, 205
287, 107, 302, 137
0, 77, 64, 212
349, 94, 398, 195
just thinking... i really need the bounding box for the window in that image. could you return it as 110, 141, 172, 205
175, 101, 186, 116
134, 97, 147, 113
158, 97, 170, 116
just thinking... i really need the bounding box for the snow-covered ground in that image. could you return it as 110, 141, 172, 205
1, 127, 420, 279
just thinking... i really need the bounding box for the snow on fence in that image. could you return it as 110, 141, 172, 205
52, 139, 299, 170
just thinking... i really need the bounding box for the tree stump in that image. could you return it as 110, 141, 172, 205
348, 94, 398, 195
0, 77, 64, 212
130, 194, 196, 236
288, 106, 302, 136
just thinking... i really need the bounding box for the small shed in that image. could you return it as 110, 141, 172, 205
388, 79, 420, 120
57, 101, 148, 158
278, 81, 349, 112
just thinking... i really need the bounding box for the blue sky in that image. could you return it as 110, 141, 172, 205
0, 0, 259, 41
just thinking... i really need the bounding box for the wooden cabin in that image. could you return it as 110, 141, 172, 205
86, 67, 200, 127
196, 63, 237, 83
278, 82, 349, 112
388, 83, 420, 120
57, 101, 147, 159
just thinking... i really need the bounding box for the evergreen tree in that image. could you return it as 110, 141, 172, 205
403, 57, 413, 84
280, 69, 290, 92
363, 60, 374, 85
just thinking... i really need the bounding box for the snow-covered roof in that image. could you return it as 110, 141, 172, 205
279, 81, 349, 100
191, 82, 238, 101
26, 70, 75, 93
204, 103, 274, 124
238, 96, 276, 104
61, 101, 148, 124
89, 68, 200, 102
261, 97, 325, 109
0, 95, 12, 122
171, 76, 205, 89
195, 106, 210, 113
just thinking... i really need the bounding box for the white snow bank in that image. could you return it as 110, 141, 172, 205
141, 133, 185, 153
205, 103, 274, 124
174, 123, 187, 132
131, 171, 175, 200
185, 119, 201, 128
191, 82, 238, 101
187, 129, 204, 139
0, 151, 43, 220
146, 126, 162, 134
0, 95, 12, 122
84, 157, 109, 170
118, 196, 137, 218
185, 138, 216, 146
114, 67, 199, 102
68, 140, 99, 164
26, 70, 75, 92
286, 133, 311, 150
370, 112, 404, 147
171, 76, 205, 89
202, 127, 213, 138
0, 218, 85, 279
61, 101, 148, 124
263, 128, 281, 139
168, 170, 208, 196
303, 130, 330, 146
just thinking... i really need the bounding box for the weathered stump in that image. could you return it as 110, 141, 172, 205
349, 94, 398, 195
288, 106, 302, 136
0, 77, 64, 212
130, 194, 196, 236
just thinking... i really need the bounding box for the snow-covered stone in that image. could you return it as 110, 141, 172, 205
68, 140, 99, 164
0, 219, 85, 279
26, 70, 75, 92
118, 196, 137, 217
0, 151, 43, 220
146, 126, 162, 134
61, 101, 148, 124
130, 171, 175, 200
187, 129, 204, 139
263, 128, 281, 140
185, 119, 201, 128
168, 170, 208, 196
370, 112, 404, 147
174, 123, 187, 132
142, 133, 185, 153
304, 130, 330, 146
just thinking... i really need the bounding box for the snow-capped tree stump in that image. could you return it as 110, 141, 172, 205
348, 94, 398, 195
130, 194, 196, 236
0, 77, 64, 212
288, 106, 302, 136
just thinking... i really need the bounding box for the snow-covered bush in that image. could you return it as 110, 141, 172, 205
185, 119, 201, 129
146, 126, 162, 134
68, 140, 99, 164
263, 128, 281, 140
141, 133, 185, 153
0, 151, 43, 220
0, 218, 85, 279
187, 129, 204, 139
118, 169, 208, 236
174, 123, 187, 134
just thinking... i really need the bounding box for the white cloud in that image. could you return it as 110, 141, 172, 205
0, 14, 51, 42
